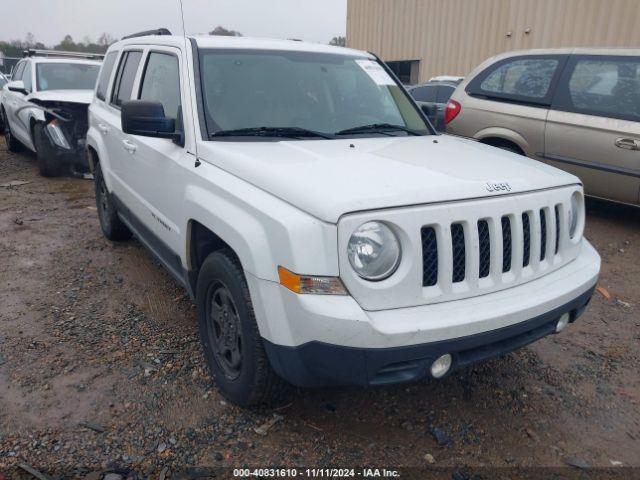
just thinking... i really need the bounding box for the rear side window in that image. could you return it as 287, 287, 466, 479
436, 85, 455, 103
96, 51, 118, 101
111, 51, 143, 107
12, 62, 25, 81
139, 52, 181, 119
468, 56, 564, 105
552, 56, 640, 122
22, 62, 32, 92
411, 85, 437, 102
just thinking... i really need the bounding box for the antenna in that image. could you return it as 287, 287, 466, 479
176, 0, 200, 166
178, 0, 187, 38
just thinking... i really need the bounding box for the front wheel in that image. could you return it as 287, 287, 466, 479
197, 250, 290, 406
94, 162, 132, 241
33, 123, 61, 177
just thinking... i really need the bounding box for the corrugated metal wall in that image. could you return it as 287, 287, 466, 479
347, 0, 640, 82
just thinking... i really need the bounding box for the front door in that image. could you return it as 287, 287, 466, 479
545, 55, 640, 205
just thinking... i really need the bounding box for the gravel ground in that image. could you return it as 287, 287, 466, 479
0, 146, 639, 479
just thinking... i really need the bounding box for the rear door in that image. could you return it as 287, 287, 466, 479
3, 61, 27, 140
545, 55, 640, 204
453, 55, 567, 157
13, 60, 35, 149
103, 49, 144, 202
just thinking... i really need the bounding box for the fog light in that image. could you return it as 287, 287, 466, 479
430, 354, 452, 379
555, 313, 570, 333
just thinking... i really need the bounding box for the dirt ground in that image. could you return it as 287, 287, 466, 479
0, 146, 639, 479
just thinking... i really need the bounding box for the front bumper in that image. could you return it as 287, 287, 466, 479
247, 239, 599, 387
42, 122, 89, 170
263, 286, 593, 387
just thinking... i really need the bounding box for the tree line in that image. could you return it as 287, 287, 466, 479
1, 28, 346, 61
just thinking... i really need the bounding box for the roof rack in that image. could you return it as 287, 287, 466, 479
122, 28, 172, 40
23, 49, 104, 60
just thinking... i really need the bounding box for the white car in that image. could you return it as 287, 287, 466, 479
87, 30, 600, 406
1, 50, 102, 176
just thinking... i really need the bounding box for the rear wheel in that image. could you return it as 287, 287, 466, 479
33, 123, 61, 177
94, 162, 132, 241
197, 250, 290, 406
2, 108, 22, 153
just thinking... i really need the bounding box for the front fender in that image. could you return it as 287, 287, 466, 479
86, 122, 114, 190
181, 162, 340, 284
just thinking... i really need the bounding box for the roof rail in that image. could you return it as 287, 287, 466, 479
122, 28, 172, 40
23, 49, 104, 60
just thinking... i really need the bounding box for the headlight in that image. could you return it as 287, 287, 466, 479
569, 191, 582, 239
347, 221, 401, 281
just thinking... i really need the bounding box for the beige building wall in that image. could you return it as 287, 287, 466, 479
347, 0, 640, 83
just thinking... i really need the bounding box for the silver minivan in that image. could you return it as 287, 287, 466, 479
446, 48, 640, 206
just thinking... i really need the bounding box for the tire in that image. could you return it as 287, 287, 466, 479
94, 162, 132, 241
2, 108, 22, 153
197, 250, 290, 406
33, 123, 61, 177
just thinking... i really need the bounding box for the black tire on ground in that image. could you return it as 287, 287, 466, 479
197, 250, 290, 407
33, 123, 61, 177
94, 162, 132, 241
2, 108, 22, 153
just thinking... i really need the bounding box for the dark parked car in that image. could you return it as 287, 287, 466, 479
408, 79, 461, 131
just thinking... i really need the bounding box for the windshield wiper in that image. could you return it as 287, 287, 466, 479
336, 123, 424, 136
210, 126, 335, 139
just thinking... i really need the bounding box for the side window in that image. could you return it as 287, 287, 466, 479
554, 57, 640, 121
12, 62, 25, 81
411, 85, 437, 102
436, 86, 455, 103
22, 62, 32, 92
111, 51, 143, 108
138, 52, 181, 119
96, 51, 119, 101
470, 57, 561, 103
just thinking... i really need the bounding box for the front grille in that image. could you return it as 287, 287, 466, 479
421, 203, 565, 288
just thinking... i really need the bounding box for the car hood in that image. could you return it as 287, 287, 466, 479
29, 90, 93, 105
198, 135, 580, 223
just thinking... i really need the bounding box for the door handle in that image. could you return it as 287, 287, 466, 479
122, 139, 137, 153
615, 137, 640, 151
97, 124, 109, 135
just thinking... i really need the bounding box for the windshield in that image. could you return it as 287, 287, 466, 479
199, 49, 430, 139
36, 63, 100, 92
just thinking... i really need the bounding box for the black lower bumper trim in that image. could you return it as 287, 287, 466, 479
263, 286, 595, 388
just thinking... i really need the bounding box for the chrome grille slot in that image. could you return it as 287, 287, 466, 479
502, 216, 512, 273
421, 227, 438, 287
540, 209, 547, 261
451, 224, 466, 283
522, 212, 531, 267
478, 220, 491, 279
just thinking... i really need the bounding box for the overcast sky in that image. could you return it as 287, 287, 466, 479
0, 0, 347, 45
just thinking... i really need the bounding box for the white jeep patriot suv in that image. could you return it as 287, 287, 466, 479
87, 30, 600, 406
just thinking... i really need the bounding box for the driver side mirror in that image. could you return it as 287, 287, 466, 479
7, 80, 28, 95
121, 100, 184, 147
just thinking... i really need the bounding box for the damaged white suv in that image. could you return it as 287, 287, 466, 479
1, 50, 102, 176
87, 31, 600, 406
